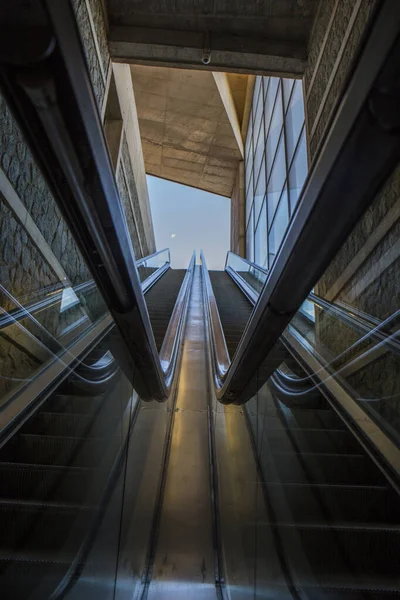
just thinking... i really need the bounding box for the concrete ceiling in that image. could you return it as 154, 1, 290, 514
107, 0, 320, 77
131, 65, 243, 197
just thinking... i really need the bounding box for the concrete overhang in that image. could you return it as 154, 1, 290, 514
130, 65, 251, 197
107, 0, 319, 77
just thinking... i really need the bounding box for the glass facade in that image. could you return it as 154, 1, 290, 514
245, 77, 307, 269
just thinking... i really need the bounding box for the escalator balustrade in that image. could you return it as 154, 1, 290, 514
0, 249, 190, 598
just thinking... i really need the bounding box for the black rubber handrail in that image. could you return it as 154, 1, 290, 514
0, 2, 192, 401
202, 0, 400, 403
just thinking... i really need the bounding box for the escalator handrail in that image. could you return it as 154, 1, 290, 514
201, 0, 400, 404
160, 251, 196, 388
200, 251, 230, 375
0, 1, 170, 400
224, 250, 269, 274
0, 251, 172, 332
136, 247, 170, 267
308, 292, 400, 355
225, 253, 400, 357
0, 279, 96, 331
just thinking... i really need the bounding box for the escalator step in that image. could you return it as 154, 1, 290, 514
271, 525, 400, 590
0, 462, 100, 504
266, 482, 400, 525
46, 394, 103, 415
278, 407, 347, 430
260, 452, 384, 485
299, 587, 400, 599
0, 559, 69, 600
0, 502, 91, 557
23, 411, 113, 438
265, 428, 361, 455
0, 434, 106, 468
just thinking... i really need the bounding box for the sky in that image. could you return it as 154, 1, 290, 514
147, 175, 231, 270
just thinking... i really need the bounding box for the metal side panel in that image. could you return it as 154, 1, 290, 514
147, 267, 218, 600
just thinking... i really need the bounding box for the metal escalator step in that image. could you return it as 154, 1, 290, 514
23, 411, 113, 438
265, 428, 361, 455
271, 524, 400, 590
0, 434, 106, 468
266, 482, 400, 525
0, 558, 69, 600
260, 452, 384, 485
0, 462, 100, 504
0, 502, 91, 556
46, 394, 103, 415
278, 407, 346, 430
298, 587, 400, 599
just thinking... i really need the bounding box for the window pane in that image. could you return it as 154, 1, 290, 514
267, 135, 285, 226
254, 199, 268, 269
289, 127, 308, 214
246, 170, 254, 223
254, 159, 266, 225
253, 122, 265, 183
282, 78, 294, 111
264, 77, 279, 137
268, 188, 289, 267
286, 80, 305, 163
266, 86, 283, 174
246, 206, 255, 262
253, 85, 264, 144
245, 118, 253, 168
245, 151, 252, 194
263, 76, 270, 99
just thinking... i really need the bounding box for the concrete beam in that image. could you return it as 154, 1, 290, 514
109, 26, 307, 77
212, 72, 244, 158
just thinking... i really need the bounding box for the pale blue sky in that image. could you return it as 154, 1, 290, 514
147, 176, 230, 270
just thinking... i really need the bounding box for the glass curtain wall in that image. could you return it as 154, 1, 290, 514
245, 76, 307, 269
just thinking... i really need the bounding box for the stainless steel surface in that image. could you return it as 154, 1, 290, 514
200, 251, 230, 378
147, 267, 218, 600
159, 252, 196, 388
211, 399, 292, 600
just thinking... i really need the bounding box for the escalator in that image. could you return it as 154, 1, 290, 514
202, 251, 400, 598
0, 2, 399, 598
0, 252, 193, 599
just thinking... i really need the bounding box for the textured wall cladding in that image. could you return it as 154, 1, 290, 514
116, 164, 142, 260
121, 137, 148, 257
304, 0, 337, 92
309, 0, 377, 159
317, 163, 400, 301
0, 201, 58, 311
0, 94, 91, 288
73, 0, 105, 109
87, 0, 110, 78
306, 0, 355, 135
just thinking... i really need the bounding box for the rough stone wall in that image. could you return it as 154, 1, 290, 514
121, 137, 148, 258
304, 1, 400, 417
117, 162, 142, 260
304, 0, 378, 162
0, 95, 91, 289
72, 0, 108, 109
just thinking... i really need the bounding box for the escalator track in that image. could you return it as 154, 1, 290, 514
206, 253, 400, 598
